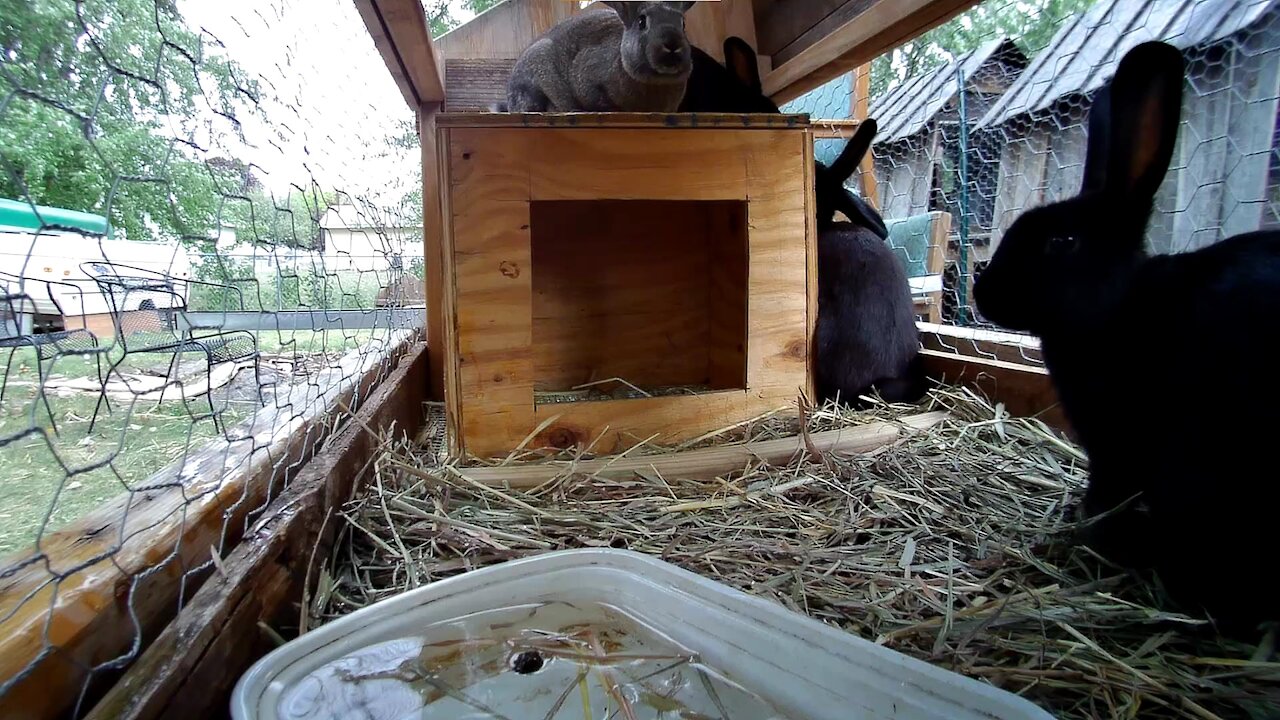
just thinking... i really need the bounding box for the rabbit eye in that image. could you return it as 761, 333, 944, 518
1047, 235, 1080, 254
639, 14, 648, 30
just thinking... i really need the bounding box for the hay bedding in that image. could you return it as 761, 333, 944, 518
313, 388, 1279, 720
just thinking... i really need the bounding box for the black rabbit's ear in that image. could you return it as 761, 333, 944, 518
1080, 83, 1111, 193
723, 37, 762, 92
836, 192, 889, 240
831, 118, 877, 183
1103, 41, 1184, 202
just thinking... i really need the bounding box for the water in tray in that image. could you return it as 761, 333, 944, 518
275, 600, 793, 719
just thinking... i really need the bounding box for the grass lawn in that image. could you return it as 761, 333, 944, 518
0, 329, 386, 557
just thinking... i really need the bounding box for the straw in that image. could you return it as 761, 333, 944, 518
314, 387, 1280, 720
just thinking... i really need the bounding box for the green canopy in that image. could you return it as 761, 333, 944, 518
0, 197, 110, 236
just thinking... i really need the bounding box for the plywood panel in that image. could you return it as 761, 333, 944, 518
527, 130, 753, 201
530, 201, 750, 393
530, 390, 798, 453
444, 124, 812, 459
421, 105, 445, 400
436, 0, 580, 60
451, 200, 536, 453
744, 131, 810, 392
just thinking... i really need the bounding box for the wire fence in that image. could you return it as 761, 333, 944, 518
0, 0, 423, 715
2, 0, 1280, 715
785, 0, 1280, 364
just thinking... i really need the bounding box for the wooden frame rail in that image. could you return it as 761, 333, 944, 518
760, 0, 984, 104
84, 344, 432, 720
0, 331, 417, 719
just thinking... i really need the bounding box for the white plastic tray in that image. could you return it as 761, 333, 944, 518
233, 548, 1053, 719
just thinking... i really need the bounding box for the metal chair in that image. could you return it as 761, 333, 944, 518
0, 271, 105, 434
82, 261, 264, 433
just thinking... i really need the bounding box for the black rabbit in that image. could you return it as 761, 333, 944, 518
973, 40, 1280, 635
679, 37, 780, 114
814, 119, 926, 408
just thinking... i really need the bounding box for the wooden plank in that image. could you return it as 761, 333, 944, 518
354, 0, 445, 108
83, 345, 433, 720
811, 117, 862, 138
421, 104, 445, 401
917, 321, 1043, 365
0, 331, 416, 720
439, 127, 466, 458
919, 349, 1068, 432
437, 112, 810, 128
444, 58, 516, 112
436, 0, 580, 60
453, 200, 536, 456
851, 64, 880, 210
530, 201, 739, 391
459, 411, 947, 487
527, 129, 755, 202
756, 0, 849, 58
772, 0, 880, 67
745, 130, 811, 393
802, 129, 819, 402
443, 126, 812, 459
764, 0, 981, 104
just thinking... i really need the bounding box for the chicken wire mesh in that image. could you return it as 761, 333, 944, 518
2, 0, 1280, 715
0, 0, 425, 715
784, 0, 1280, 365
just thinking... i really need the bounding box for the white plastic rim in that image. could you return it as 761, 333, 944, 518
232, 548, 1055, 720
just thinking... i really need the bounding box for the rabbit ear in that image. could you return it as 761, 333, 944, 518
1102, 40, 1184, 202
1080, 83, 1111, 193
666, 1, 697, 13
836, 192, 889, 241
603, 2, 639, 23
830, 118, 877, 183
723, 37, 762, 92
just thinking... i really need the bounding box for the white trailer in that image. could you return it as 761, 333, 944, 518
0, 200, 191, 330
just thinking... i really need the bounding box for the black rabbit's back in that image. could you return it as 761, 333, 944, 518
814, 223, 920, 404
1040, 229, 1280, 632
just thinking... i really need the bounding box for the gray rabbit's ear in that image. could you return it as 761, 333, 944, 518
666, 1, 697, 13
1103, 40, 1184, 203
603, 2, 640, 23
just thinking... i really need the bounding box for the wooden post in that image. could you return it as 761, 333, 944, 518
850, 63, 880, 209
420, 103, 445, 400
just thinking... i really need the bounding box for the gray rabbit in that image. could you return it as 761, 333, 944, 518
814, 120, 927, 409
507, 2, 696, 113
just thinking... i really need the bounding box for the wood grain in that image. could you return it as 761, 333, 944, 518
460, 411, 948, 487
441, 126, 813, 459
755, 0, 850, 57
83, 345, 432, 720
452, 200, 536, 454
436, 0, 580, 60
421, 104, 445, 400
529, 200, 749, 393
919, 349, 1069, 433
354, 0, 444, 108
763, 0, 981, 104
437, 112, 810, 129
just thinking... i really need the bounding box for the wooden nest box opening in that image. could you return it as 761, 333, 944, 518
530, 199, 750, 402
438, 113, 814, 458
